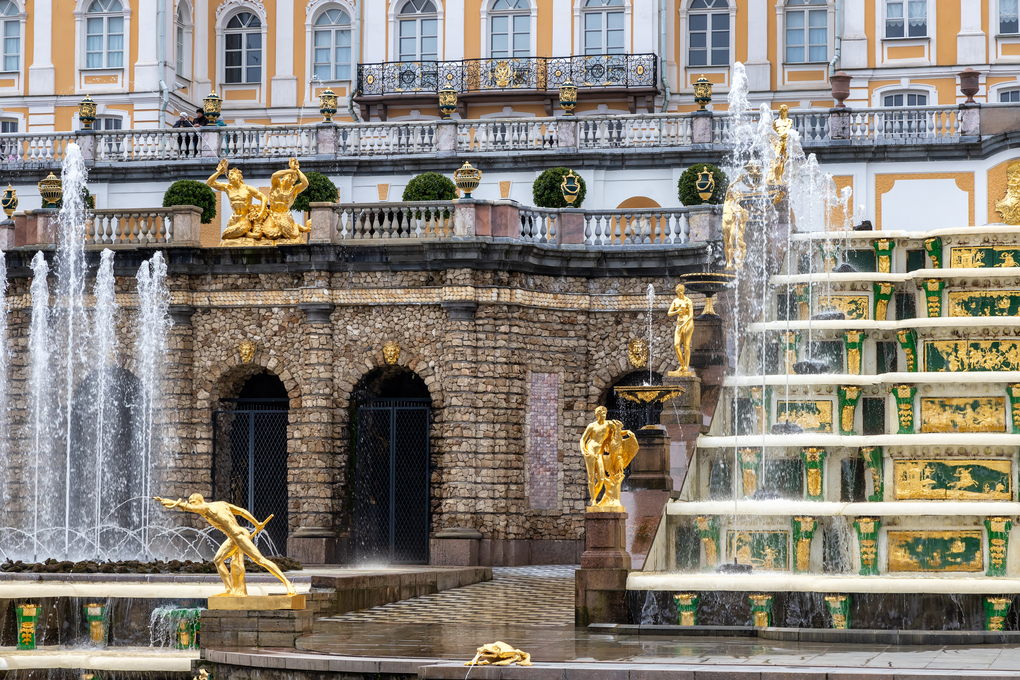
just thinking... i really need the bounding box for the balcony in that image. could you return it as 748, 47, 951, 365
354, 54, 658, 120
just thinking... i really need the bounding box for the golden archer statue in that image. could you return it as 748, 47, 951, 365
206, 160, 267, 241
154, 494, 296, 597
579, 407, 639, 511
668, 283, 695, 376
260, 158, 311, 242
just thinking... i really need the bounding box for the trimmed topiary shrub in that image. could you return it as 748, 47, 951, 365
402, 172, 457, 202
678, 164, 728, 206
56, 186, 95, 210
162, 180, 217, 224
292, 172, 338, 213
532, 167, 587, 209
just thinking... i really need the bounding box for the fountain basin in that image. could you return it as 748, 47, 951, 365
629, 572, 1020, 594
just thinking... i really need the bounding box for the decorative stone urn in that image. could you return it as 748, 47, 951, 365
830, 71, 851, 108
319, 88, 338, 122
959, 67, 980, 104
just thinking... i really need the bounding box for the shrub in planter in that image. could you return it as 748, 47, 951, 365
678, 163, 728, 206
532, 167, 586, 209
402, 172, 457, 202
162, 180, 217, 224
292, 172, 338, 213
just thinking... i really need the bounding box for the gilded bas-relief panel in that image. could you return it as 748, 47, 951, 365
775, 401, 833, 433
726, 531, 789, 571
948, 291, 1020, 317
887, 530, 983, 572
817, 295, 870, 320
925, 340, 1020, 372
893, 460, 1012, 500
919, 397, 1006, 433
950, 246, 1020, 268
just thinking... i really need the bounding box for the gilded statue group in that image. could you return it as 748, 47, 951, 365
207, 157, 312, 246
721, 104, 792, 270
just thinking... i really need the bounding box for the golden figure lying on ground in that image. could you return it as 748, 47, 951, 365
207, 158, 311, 246
668, 283, 695, 376
465, 641, 532, 666
580, 406, 639, 511
153, 494, 296, 596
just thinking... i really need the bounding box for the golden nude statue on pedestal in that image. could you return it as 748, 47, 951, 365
768, 104, 794, 186
580, 406, 639, 512
668, 283, 695, 377
206, 158, 311, 246
721, 184, 749, 269
153, 494, 297, 598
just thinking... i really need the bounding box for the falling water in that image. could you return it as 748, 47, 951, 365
0, 250, 8, 510
91, 250, 118, 554
27, 252, 51, 561
646, 284, 655, 384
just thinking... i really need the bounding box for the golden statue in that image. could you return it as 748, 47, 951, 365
153, 494, 296, 597
260, 158, 311, 242
721, 184, 749, 269
579, 407, 639, 511
995, 160, 1020, 225
465, 642, 532, 666
768, 104, 793, 185
668, 283, 695, 376
207, 159, 267, 241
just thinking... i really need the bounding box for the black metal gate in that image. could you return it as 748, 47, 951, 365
213, 398, 290, 554
353, 398, 430, 563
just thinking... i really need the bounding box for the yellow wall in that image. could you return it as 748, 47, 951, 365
936, 0, 960, 66
465, 0, 481, 59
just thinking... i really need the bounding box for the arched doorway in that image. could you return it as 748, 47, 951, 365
603, 370, 663, 432
350, 366, 432, 564
213, 371, 290, 554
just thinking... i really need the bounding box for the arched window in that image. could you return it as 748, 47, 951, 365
490, 0, 530, 59
885, 0, 925, 38
0, 0, 19, 73
175, 2, 190, 76
688, 0, 727, 67
583, 0, 624, 55
85, 0, 124, 69
785, 0, 826, 63
224, 11, 261, 84
398, 0, 438, 62
313, 8, 351, 81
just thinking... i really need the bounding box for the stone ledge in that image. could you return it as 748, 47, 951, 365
595, 623, 1020, 645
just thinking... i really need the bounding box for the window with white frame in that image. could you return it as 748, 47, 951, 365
1001, 89, 1020, 103
1002, 0, 1019, 34
490, 0, 530, 58
883, 91, 926, 106
786, 0, 826, 63
0, 0, 19, 73
583, 0, 624, 55
398, 0, 438, 62
0, 119, 16, 132
885, 0, 925, 38
688, 0, 728, 67
224, 11, 261, 84
85, 0, 124, 69
175, 3, 187, 75
313, 8, 351, 81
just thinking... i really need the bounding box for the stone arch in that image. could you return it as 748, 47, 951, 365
334, 343, 445, 412
199, 351, 304, 415
589, 351, 673, 410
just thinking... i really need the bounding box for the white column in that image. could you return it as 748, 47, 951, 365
744, 0, 770, 91
840, 0, 868, 70
271, 0, 298, 106
446, 0, 464, 59
552, 0, 571, 56
193, 0, 211, 91
363, 0, 386, 62
134, 0, 160, 91
27, 0, 54, 94
957, 0, 986, 65
632, 0, 653, 55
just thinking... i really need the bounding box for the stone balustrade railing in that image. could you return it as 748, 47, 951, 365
0, 104, 988, 169
88, 208, 174, 245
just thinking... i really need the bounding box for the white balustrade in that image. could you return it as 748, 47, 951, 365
219, 126, 317, 158
518, 207, 558, 242
577, 114, 693, 148
333, 202, 453, 240
457, 119, 557, 152
0, 132, 75, 164
339, 122, 439, 156
848, 106, 960, 143
94, 129, 202, 161
583, 209, 689, 246
87, 208, 173, 245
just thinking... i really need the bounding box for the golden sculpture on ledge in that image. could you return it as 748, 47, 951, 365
995, 160, 1020, 225
768, 104, 794, 186
207, 158, 311, 246
579, 406, 639, 512
465, 642, 532, 666
667, 283, 695, 377
154, 494, 303, 609
721, 184, 749, 270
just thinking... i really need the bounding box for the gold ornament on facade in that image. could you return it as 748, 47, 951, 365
995, 160, 1020, 225
454, 162, 482, 198
579, 406, 639, 511
627, 338, 648, 368
667, 284, 695, 377
153, 495, 300, 603
465, 641, 531, 667
209, 158, 310, 246
38, 172, 62, 208
238, 340, 256, 364
383, 340, 401, 365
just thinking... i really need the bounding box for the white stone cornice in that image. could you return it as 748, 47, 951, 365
215, 0, 266, 22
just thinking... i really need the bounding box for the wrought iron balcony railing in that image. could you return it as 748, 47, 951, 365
356, 54, 658, 97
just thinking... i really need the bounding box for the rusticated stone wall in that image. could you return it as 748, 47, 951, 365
1, 244, 705, 565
